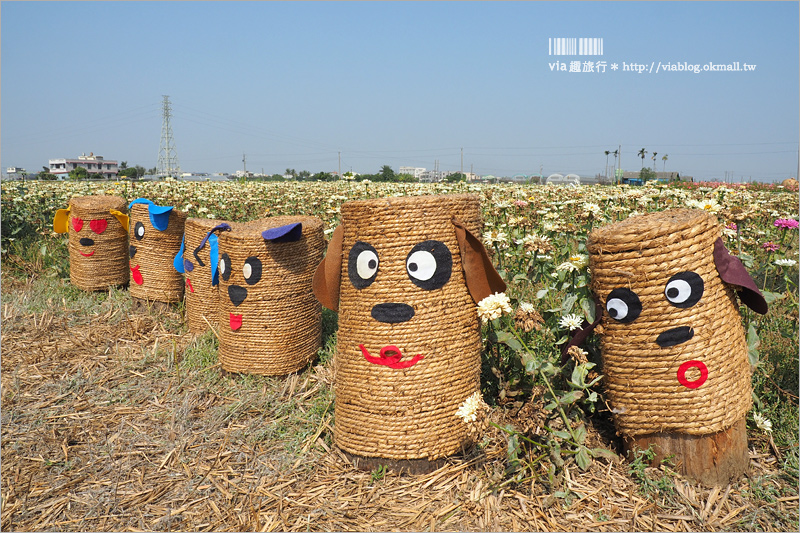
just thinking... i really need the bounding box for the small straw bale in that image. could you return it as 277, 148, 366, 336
217, 216, 325, 376
588, 209, 751, 437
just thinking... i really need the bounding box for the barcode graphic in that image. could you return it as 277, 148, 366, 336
549, 38, 604, 56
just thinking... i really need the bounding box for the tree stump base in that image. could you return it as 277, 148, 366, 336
623, 417, 749, 487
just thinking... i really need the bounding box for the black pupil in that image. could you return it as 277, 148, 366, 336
368, 259, 376, 269
608, 308, 618, 317
408, 262, 417, 272
667, 287, 679, 298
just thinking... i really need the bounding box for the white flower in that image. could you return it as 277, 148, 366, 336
559, 313, 584, 331
568, 254, 589, 269
774, 259, 797, 267
556, 261, 579, 273
686, 198, 721, 213
477, 292, 513, 322
583, 202, 602, 217
456, 391, 487, 423
753, 412, 773, 433
519, 302, 536, 314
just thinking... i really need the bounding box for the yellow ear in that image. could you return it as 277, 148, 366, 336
109, 209, 129, 233
53, 207, 71, 233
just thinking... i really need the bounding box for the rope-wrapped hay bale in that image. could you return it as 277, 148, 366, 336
217, 216, 325, 376
175, 218, 230, 333
128, 199, 187, 304
313, 194, 506, 469
53, 195, 129, 291
588, 208, 768, 485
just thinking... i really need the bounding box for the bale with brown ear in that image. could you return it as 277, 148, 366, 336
313, 194, 506, 471
588, 208, 767, 486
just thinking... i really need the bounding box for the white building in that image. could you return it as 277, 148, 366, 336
49, 153, 119, 179
398, 167, 426, 180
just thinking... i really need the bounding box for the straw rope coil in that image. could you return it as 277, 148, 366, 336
128, 203, 187, 303
588, 209, 751, 437
183, 218, 227, 333
334, 194, 484, 461
67, 195, 129, 291
217, 216, 324, 376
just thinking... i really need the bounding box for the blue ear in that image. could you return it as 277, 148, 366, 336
128, 198, 174, 231
262, 222, 302, 242
174, 235, 186, 273
209, 234, 220, 286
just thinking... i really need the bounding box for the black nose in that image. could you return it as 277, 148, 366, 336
371, 303, 415, 323
229, 285, 248, 307
79, 237, 94, 246
129, 245, 137, 259
656, 326, 694, 348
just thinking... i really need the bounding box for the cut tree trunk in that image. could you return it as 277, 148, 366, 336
623, 417, 749, 487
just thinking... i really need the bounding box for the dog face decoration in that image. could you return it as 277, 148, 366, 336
174, 220, 231, 333
216, 216, 325, 376
128, 198, 187, 303
313, 194, 506, 462
53, 195, 130, 291
587, 209, 767, 438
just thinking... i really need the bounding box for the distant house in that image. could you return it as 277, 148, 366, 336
621, 171, 691, 184
49, 153, 119, 179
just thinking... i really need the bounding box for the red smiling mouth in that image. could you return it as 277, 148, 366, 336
130, 264, 143, 285
186, 278, 195, 293
359, 344, 423, 369
79, 250, 95, 257
230, 313, 242, 331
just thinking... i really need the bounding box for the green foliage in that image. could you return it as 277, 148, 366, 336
68, 166, 88, 180
639, 167, 656, 182
628, 445, 677, 497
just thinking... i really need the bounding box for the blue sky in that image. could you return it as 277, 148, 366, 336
2, 1, 798, 181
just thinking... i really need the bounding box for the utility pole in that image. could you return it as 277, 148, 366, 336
157, 95, 180, 178
339, 151, 341, 178
461, 147, 463, 176
243, 153, 247, 174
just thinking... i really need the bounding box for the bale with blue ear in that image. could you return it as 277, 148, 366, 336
588, 208, 767, 485
53, 195, 129, 291
174, 218, 231, 333
313, 194, 506, 471
217, 216, 325, 375
128, 198, 187, 304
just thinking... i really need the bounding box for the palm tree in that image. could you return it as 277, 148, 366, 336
612, 149, 619, 184
651, 151, 658, 172
662, 154, 668, 172
604, 150, 611, 180
638, 148, 647, 170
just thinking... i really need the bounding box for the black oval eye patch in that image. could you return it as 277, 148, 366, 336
348, 241, 379, 289
405, 240, 452, 290
605, 288, 642, 323
664, 271, 704, 308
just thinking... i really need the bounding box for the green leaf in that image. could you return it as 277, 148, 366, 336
559, 390, 584, 405
551, 429, 571, 440
761, 290, 785, 304
40, 244, 47, 256
590, 447, 618, 461
576, 446, 591, 470
523, 353, 541, 373
495, 330, 523, 352
535, 288, 549, 299
746, 323, 760, 366
513, 273, 528, 282
580, 297, 596, 322
574, 422, 587, 444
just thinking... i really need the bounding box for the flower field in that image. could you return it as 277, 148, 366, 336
1, 179, 798, 531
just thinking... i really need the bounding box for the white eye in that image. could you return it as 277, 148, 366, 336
219, 259, 227, 276
406, 250, 436, 281
606, 298, 629, 320
136, 226, 144, 237
356, 250, 379, 280
665, 279, 692, 304
243, 263, 251, 279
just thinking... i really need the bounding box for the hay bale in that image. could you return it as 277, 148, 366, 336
179, 218, 229, 333
217, 216, 325, 375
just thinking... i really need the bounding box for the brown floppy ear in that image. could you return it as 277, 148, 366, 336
313, 224, 344, 312
452, 217, 507, 304
713, 237, 768, 314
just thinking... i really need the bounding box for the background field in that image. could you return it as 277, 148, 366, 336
1, 180, 797, 531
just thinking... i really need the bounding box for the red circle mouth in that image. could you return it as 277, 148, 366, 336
677, 360, 708, 389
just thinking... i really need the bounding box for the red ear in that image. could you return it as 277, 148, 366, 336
452, 217, 507, 304
312, 225, 344, 312
713, 238, 768, 314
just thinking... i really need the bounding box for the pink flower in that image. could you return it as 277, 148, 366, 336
762, 241, 780, 252
726, 223, 738, 231
774, 218, 799, 230
514, 200, 529, 208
